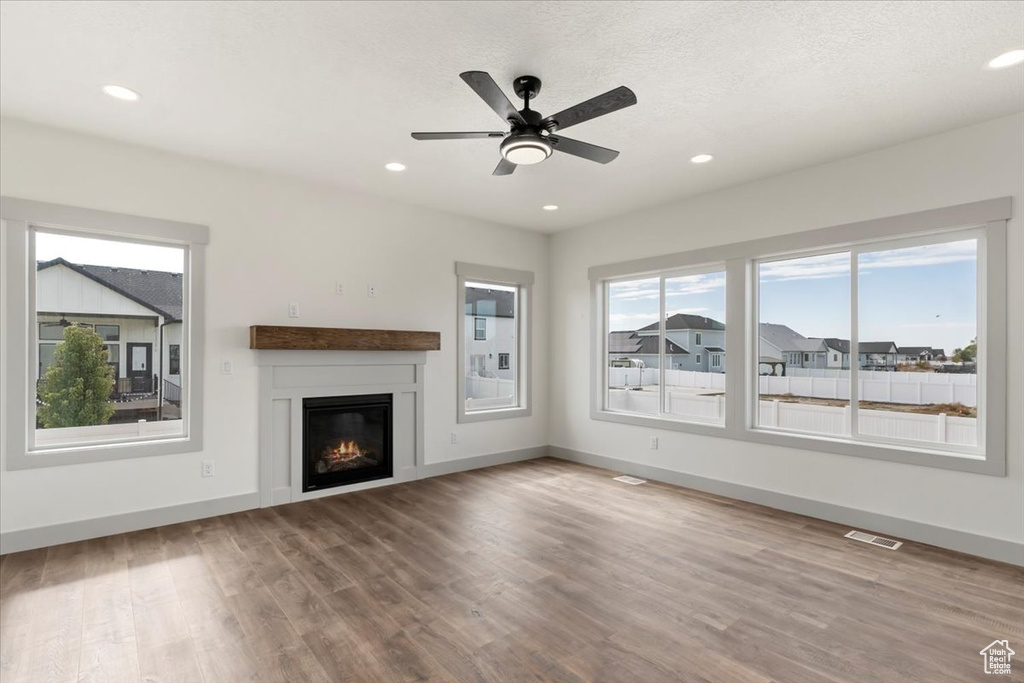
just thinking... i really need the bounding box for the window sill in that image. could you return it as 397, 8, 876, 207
591, 406, 998, 475
8, 433, 202, 470
458, 406, 532, 424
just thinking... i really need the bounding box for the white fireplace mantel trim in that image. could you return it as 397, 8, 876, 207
256, 349, 427, 507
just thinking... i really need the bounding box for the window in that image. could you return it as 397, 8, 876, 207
457, 262, 533, 422
169, 344, 181, 375
695, 332, 702, 346
2, 196, 208, 469
758, 251, 851, 436
96, 324, 120, 341
605, 269, 727, 425
589, 197, 1008, 474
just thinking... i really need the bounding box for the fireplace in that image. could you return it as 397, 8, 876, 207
302, 394, 393, 492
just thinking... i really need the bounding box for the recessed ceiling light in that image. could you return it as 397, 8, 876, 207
988, 49, 1024, 69
690, 154, 714, 164
385, 162, 406, 172
102, 84, 140, 102
542, 205, 559, 211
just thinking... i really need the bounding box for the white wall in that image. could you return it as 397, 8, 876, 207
0, 118, 549, 534
550, 113, 1024, 548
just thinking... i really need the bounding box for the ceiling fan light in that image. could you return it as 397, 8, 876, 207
500, 135, 552, 165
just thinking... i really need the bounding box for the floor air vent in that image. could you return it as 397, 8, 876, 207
613, 475, 647, 485
844, 530, 902, 550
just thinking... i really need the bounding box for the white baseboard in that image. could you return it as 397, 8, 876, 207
420, 446, 548, 478
549, 445, 1024, 567
0, 446, 548, 555
0, 492, 260, 555
6, 445, 1020, 567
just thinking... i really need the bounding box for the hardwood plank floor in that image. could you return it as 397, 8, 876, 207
2, 457, 1022, 682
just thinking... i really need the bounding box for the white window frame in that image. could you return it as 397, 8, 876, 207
2, 197, 208, 469
456, 262, 533, 423
602, 263, 728, 427
588, 198, 1009, 475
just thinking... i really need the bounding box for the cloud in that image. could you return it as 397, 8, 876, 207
759, 253, 849, 283
758, 240, 976, 284
859, 240, 976, 273
610, 273, 726, 300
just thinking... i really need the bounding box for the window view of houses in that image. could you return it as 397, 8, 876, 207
607, 239, 979, 446
34, 231, 186, 447
464, 282, 518, 411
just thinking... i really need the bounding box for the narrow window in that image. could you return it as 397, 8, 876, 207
458, 262, 533, 422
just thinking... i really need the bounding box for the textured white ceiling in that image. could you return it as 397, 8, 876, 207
1, 1, 1022, 232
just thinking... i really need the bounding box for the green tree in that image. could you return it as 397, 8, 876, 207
38, 325, 115, 428
953, 337, 977, 363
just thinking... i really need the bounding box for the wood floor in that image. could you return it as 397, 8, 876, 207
2, 458, 1022, 683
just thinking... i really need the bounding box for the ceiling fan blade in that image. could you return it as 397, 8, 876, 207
542, 86, 637, 132
548, 135, 619, 164
411, 132, 505, 140
492, 158, 516, 176
460, 71, 527, 126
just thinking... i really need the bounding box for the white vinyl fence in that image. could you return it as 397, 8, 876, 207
609, 368, 976, 406
607, 390, 977, 446
466, 375, 516, 411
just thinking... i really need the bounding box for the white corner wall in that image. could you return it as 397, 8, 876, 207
0, 118, 549, 536
549, 113, 1024, 552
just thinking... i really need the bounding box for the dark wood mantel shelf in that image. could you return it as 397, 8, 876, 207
249, 325, 440, 351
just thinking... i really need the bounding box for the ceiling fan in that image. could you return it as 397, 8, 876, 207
411, 71, 636, 176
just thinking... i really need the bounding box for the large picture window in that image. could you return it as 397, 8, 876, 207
589, 198, 1008, 475
32, 230, 187, 449
2, 196, 207, 468
456, 262, 533, 423
606, 269, 727, 425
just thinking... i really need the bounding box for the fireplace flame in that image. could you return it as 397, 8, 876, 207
324, 439, 366, 464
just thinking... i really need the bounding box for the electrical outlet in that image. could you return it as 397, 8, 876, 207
202, 460, 215, 477
288, 303, 300, 317
221, 361, 233, 375
367, 284, 377, 298
650, 436, 659, 450
450, 432, 458, 444
335, 282, 345, 295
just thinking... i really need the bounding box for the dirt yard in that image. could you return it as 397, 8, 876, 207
761, 394, 976, 418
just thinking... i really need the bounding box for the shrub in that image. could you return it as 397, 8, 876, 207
38, 325, 115, 428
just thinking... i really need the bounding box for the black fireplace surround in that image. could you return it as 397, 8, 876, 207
302, 394, 393, 492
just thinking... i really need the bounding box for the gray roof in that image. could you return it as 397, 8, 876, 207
759, 323, 826, 353
609, 332, 687, 355
639, 313, 724, 332
38, 258, 183, 321
860, 341, 898, 354
817, 337, 850, 354
898, 346, 932, 356
704, 346, 725, 353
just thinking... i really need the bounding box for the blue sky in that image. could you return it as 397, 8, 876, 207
609, 240, 978, 354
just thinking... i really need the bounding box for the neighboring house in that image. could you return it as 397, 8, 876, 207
818, 337, 851, 369
930, 347, 946, 361
759, 323, 828, 371
36, 258, 183, 419
638, 314, 726, 372
609, 314, 724, 371
859, 341, 899, 370
608, 330, 688, 369
464, 285, 516, 381
896, 346, 935, 364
